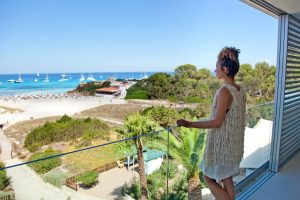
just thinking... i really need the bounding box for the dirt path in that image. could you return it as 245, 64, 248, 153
5, 159, 105, 200
0, 130, 12, 160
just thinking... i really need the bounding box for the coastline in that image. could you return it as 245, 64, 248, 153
0, 95, 126, 126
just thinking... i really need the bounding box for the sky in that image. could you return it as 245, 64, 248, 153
0, 0, 278, 74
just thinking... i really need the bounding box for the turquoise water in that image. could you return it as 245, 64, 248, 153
0, 72, 167, 96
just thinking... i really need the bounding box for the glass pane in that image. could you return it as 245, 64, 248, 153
234, 102, 274, 184
2, 130, 172, 200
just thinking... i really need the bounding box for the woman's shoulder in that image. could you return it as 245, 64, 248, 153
217, 86, 233, 100
222, 83, 244, 93
219, 83, 235, 95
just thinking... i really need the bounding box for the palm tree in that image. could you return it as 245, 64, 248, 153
149, 126, 206, 200
125, 112, 158, 200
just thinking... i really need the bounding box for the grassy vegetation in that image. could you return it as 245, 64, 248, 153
0, 162, 10, 190
125, 88, 149, 99
147, 162, 177, 199
25, 115, 110, 152
121, 177, 141, 199
28, 149, 62, 174
78, 104, 144, 122
43, 170, 72, 188
76, 171, 99, 188
62, 143, 123, 174
246, 103, 274, 127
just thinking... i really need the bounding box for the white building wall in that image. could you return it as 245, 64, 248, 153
145, 157, 164, 175
240, 119, 273, 169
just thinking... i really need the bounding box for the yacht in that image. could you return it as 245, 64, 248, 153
14, 74, 23, 83
7, 79, 15, 83
86, 73, 96, 82
43, 74, 49, 82
58, 74, 69, 82
79, 73, 85, 82
34, 78, 38, 82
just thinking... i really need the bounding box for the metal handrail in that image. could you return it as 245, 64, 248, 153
0, 125, 177, 170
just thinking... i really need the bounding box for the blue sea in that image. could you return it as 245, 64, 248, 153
0, 72, 170, 96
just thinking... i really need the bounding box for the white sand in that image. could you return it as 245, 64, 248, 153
0, 96, 126, 126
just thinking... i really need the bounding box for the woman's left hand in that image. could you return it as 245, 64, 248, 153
176, 119, 190, 127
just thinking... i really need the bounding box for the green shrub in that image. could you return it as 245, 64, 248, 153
43, 171, 72, 188
75, 81, 111, 95
167, 175, 188, 200
76, 171, 98, 188
28, 149, 61, 174
125, 88, 149, 99
147, 162, 177, 200
122, 162, 178, 200
161, 171, 206, 200
83, 117, 92, 123
121, 177, 141, 199
167, 95, 178, 102
246, 103, 273, 127
178, 108, 194, 120
0, 162, 10, 190
142, 106, 180, 127
186, 96, 202, 103
57, 115, 72, 123
0, 192, 15, 199
25, 116, 110, 152
147, 170, 166, 199
160, 162, 177, 179
193, 104, 210, 118
199, 171, 208, 188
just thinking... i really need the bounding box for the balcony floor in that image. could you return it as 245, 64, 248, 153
249, 150, 300, 200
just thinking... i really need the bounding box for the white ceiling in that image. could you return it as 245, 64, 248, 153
267, 0, 300, 20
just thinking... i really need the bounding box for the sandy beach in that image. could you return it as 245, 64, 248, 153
0, 95, 126, 127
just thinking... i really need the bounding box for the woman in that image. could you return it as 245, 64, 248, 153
177, 46, 246, 200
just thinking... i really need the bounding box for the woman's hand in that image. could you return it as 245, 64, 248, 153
176, 119, 191, 127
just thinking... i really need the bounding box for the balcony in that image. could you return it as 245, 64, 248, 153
0, 101, 282, 200
0, 0, 299, 199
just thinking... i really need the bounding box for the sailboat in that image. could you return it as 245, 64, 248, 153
58, 74, 69, 82
14, 74, 23, 83
79, 73, 85, 82
86, 73, 95, 81
143, 72, 148, 79
34, 73, 40, 82
128, 73, 134, 80
43, 74, 49, 82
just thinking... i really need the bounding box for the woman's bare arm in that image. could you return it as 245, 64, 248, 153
177, 87, 232, 129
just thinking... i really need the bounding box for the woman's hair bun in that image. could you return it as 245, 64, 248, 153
218, 46, 241, 77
